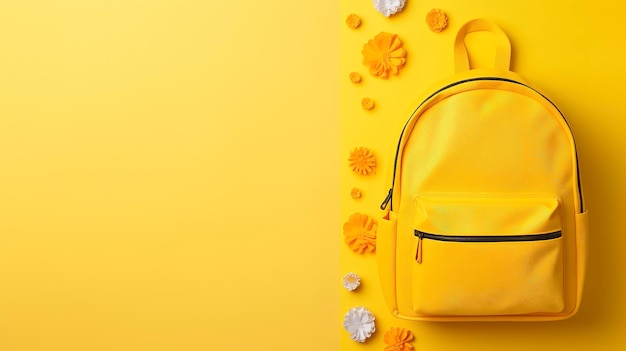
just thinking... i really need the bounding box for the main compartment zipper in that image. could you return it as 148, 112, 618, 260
414, 230, 562, 263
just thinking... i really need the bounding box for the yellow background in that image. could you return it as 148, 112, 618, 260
0, 0, 338, 350
341, 0, 626, 350
0, 0, 625, 350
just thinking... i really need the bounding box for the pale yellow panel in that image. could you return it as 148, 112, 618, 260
0, 0, 338, 350
341, 0, 626, 350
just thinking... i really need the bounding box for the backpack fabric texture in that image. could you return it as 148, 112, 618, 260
377, 19, 587, 322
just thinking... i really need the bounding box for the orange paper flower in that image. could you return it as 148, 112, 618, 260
384, 327, 414, 351
362, 32, 406, 79
351, 188, 362, 199
361, 97, 374, 110
346, 14, 361, 29
343, 213, 377, 254
349, 72, 362, 83
426, 9, 448, 33
348, 147, 376, 175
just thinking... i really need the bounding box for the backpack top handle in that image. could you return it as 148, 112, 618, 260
454, 18, 512, 73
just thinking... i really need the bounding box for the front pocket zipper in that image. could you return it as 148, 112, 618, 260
410, 194, 565, 315
414, 230, 562, 263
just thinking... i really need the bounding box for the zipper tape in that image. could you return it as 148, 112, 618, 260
413, 230, 562, 264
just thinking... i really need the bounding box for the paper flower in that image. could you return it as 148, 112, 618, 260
342, 272, 361, 291
348, 147, 376, 175
426, 9, 448, 32
384, 327, 414, 351
372, 0, 406, 17
350, 187, 362, 199
362, 32, 406, 79
343, 307, 376, 342
346, 14, 361, 29
343, 213, 377, 254
361, 97, 375, 110
349, 72, 362, 83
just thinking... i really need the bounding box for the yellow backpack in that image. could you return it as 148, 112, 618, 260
377, 19, 587, 321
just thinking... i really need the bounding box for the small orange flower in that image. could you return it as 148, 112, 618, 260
426, 9, 448, 33
343, 213, 377, 254
351, 188, 362, 199
362, 32, 406, 79
384, 327, 414, 351
349, 72, 362, 83
348, 147, 376, 175
361, 97, 374, 110
346, 14, 361, 29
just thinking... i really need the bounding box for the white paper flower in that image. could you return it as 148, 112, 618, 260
372, 0, 407, 17
342, 306, 376, 342
342, 272, 361, 291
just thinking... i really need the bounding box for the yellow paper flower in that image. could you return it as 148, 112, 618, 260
426, 9, 448, 33
346, 14, 361, 29
351, 188, 362, 199
348, 147, 376, 175
361, 97, 374, 110
343, 213, 377, 254
349, 72, 362, 84
362, 32, 406, 79
384, 327, 414, 351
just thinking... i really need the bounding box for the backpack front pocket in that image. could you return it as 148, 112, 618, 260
410, 195, 564, 316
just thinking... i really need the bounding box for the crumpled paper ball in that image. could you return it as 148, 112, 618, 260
372, 0, 406, 17
342, 306, 376, 342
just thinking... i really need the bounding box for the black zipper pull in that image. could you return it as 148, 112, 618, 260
415, 231, 424, 264
380, 188, 393, 210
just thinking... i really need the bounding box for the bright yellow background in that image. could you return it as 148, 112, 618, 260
341, 1, 626, 350
0, 1, 338, 350
1, 0, 625, 349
